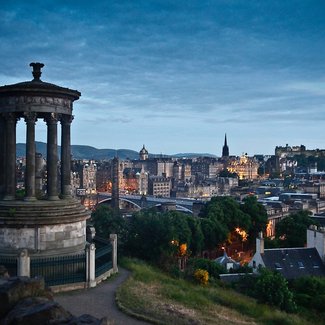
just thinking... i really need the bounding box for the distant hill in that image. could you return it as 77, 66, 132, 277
16, 142, 216, 160
172, 153, 217, 158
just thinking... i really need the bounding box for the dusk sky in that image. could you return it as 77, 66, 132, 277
1, 1, 325, 156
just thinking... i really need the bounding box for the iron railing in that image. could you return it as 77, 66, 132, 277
30, 253, 86, 286
94, 237, 113, 277
0, 255, 17, 277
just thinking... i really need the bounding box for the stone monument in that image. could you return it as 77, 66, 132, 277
0, 62, 90, 257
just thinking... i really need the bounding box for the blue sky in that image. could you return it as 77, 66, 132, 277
1, 1, 325, 156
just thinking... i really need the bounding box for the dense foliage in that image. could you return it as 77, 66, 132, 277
91, 205, 126, 239
125, 210, 200, 263
92, 196, 268, 263
290, 276, 325, 314
186, 257, 226, 279
240, 196, 268, 244
274, 210, 316, 247
255, 269, 296, 312
200, 196, 267, 248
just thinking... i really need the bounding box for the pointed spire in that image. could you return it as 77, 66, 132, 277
222, 133, 229, 158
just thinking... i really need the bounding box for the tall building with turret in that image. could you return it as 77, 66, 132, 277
139, 145, 149, 160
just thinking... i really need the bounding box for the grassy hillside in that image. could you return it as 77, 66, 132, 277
116, 258, 312, 325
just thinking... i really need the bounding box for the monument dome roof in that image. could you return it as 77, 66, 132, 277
0, 62, 80, 100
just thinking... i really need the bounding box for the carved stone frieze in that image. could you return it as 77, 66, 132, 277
0, 96, 72, 109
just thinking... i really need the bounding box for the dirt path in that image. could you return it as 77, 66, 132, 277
55, 268, 150, 325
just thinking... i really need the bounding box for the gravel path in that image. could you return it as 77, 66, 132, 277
55, 268, 150, 325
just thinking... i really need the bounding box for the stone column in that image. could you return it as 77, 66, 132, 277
0, 114, 6, 198
45, 113, 59, 200
17, 249, 30, 277
3, 113, 18, 200
24, 112, 37, 200
86, 243, 96, 288
110, 234, 118, 273
60, 115, 73, 198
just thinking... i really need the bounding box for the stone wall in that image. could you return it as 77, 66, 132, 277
0, 220, 86, 255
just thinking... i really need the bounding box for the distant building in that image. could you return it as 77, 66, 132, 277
191, 157, 222, 180
275, 144, 325, 158
227, 154, 259, 180
149, 176, 171, 197
73, 160, 97, 195
139, 145, 149, 161
136, 166, 148, 195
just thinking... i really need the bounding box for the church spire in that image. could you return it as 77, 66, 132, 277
222, 133, 229, 157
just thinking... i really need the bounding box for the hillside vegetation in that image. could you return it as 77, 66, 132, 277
116, 258, 311, 325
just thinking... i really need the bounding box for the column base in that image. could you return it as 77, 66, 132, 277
47, 195, 60, 201
61, 194, 72, 200
2, 195, 15, 201
24, 196, 36, 202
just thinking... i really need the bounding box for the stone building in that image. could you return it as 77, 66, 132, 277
149, 176, 171, 197
73, 160, 97, 195
136, 166, 148, 195
139, 144, 149, 160
227, 154, 259, 180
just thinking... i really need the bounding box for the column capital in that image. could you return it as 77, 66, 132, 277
5, 113, 19, 123
60, 114, 74, 125
44, 113, 58, 125
24, 112, 37, 124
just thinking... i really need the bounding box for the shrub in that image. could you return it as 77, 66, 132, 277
255, 269, 296, 313
194, 269, 209, 285
187, 258, 226, 279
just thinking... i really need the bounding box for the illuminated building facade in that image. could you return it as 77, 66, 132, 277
227, 154, 259, 180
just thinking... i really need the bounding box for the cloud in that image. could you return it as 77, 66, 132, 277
2, 1, 325, 154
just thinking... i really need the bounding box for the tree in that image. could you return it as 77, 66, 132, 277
255, 269, 296, 312
200, 218, 227, 250
291, 276, 325, 312
125, 210, 199, 264
186, 216, 204, 255
240, 196, 268, 245
275, 210, 316, 247
200, 196, 251, 248
91, 205, 126, 239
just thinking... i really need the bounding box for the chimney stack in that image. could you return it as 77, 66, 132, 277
256, 231, 264, 254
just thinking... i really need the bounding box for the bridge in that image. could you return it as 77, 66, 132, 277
96, 193, 205, 214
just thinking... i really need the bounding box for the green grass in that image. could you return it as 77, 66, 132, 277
116, 258, 312, 325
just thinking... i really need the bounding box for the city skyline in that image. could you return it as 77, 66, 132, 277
1, 1, 325, 156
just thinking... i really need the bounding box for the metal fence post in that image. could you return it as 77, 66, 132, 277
110, 234, 118, 273
17, 249, 30, 277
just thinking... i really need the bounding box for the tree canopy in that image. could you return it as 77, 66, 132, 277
91, 205, 126, 239
275, 210, 316, 247
240, 196, 268, 244
125, 210, 202, 263
200, 196, 267, 247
